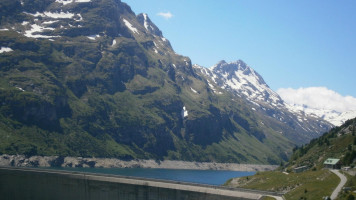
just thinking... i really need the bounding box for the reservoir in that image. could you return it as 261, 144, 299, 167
47, 167, 255, 185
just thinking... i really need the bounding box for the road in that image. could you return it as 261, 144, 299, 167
330, 170, 347, 200
265, 196, 284, 200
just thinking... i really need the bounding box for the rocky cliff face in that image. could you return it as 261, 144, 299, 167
0, 0, 332, 164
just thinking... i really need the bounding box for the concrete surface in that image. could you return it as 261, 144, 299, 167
0, 167, 283, 200
330, 170, 347, 200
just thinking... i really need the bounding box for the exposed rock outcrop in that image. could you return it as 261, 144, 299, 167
0, 154, 277, 172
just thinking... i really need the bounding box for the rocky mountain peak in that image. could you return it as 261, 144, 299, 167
137, 13, 162, 37
213, 60, 227, 67
207, 60, 283, 107
195, 60, 332, 142
212, 60, 256, 79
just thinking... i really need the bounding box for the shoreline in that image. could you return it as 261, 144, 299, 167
0, 154, 278, 172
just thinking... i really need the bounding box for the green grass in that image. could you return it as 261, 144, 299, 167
261, 197, 277, 200
226, 170, 339, 200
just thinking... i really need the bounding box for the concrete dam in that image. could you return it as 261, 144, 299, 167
0, 167, 282, 200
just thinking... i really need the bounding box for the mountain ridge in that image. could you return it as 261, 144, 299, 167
284, 102, 356, 126
0, 0, 332, 164
195, 60, 332, 144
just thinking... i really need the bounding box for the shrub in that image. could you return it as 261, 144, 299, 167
347, 194, 355, 200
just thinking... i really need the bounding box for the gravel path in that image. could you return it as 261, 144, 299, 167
330, 170, 347, 200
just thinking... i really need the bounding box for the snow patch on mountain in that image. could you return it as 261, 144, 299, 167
181, 106, 188, 118
25, 11, 75, 19
137, 13, 163, 37
24, 24, 58, 38
55, 0, 91, 5
75, 0, 91, 2
0, 47, 13, 53
75, 14, 83, 21
16, 87, 25, 92
42, 20, 59, 25
112, 39, 117, 46
190, 87, 198, 94
19, 9, 88, 39
87, 34, 100, 40
123, 19, 139, 34
142, 13, 156, 33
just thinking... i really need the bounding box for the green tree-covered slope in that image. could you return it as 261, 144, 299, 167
289, 117, 356, 169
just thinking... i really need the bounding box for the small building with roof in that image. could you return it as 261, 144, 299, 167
324, 158, 341, 169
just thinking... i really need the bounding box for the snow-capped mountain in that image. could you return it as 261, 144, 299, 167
277, 87, 356, 126
285, 104, 356, 126
195, 60, 332, 143
331, 110, 356, 126
209, 60, 284, 107
198, 60, 292, 110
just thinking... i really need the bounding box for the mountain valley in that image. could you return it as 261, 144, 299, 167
0, 0, 336, 164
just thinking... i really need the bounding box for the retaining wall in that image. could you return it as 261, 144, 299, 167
0, 167, 263, 200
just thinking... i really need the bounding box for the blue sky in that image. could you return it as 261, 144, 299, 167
122, 0, 356, 98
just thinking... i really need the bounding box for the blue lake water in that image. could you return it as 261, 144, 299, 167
50, 167, 255, 186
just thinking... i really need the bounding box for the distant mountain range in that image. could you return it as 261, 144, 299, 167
198, 60, 356, 127
0, 0, 333, 164
283, 103, 356, 126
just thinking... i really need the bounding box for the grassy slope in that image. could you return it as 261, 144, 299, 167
288, 118, 356, 170
225, 118, 356, 200
225, 170, 339, 200
0, 30, 296, 163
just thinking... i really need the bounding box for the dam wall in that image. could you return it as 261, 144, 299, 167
0, 167, 268, 200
